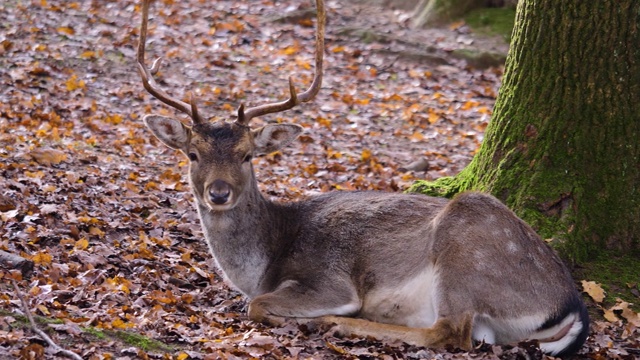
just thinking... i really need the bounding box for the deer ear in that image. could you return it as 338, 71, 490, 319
252, 124, 303, 154
143, 115, 191, 151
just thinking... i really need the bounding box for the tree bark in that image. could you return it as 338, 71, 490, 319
410, 0, 640, 261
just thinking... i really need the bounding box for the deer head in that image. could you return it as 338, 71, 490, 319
137, 0, 325, 211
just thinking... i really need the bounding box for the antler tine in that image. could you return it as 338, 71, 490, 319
237, 0, 325, 125
137, 0, 203, 124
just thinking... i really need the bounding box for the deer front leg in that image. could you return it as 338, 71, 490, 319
248, 279, 361, 327
314, 313, 474, 351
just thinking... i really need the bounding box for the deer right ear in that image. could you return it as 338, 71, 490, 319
143, 115, 191, 151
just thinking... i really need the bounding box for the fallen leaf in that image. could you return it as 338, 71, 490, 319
75, 238, 89, 250
582, 280, 606, 303
28, 148, 67, 166
57, 26, 75, 35
609, 299, 640, 326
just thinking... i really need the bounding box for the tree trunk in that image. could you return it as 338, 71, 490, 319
410, 0, 640, 262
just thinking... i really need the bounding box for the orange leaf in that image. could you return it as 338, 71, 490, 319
461, 100, 479, 110
57, 26, 75, 35
111, 318, 133, 329
36, 304, 50, 316
298, 18, 313, 27
384, 94, 405, 102
317, 117, 332, 129
105, 113, 123, 125
181, 293, 194, 305
603, 307, 620, 322
581, 280, 605, 303
326, 148, 342, 159
477, 106, 492, 115
409, 131, 425, 142
65, 74, 85, 91
32, 252, 52, 265
304, 163, 318, 175
74, 238, 89, 250
609, 299, 640, 326
428, 112, 440, 124
361, 149, 372, 162
449, 20, 466, 31
280, 45, 299, 56
355, 98, 370, 105
79, 51, 96, 59
89, 227, 105, 237
29, 148, 67, 166
180, 251, 192, 262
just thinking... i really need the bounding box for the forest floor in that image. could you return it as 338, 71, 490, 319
0, 0, 638, 359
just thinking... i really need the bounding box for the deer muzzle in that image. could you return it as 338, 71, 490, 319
208, 179, 232, 206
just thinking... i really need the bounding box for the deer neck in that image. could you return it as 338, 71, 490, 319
195, 180, 284, 298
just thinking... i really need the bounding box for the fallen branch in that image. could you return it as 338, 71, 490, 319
0, 250, 34, 277
11, 279, 83, 360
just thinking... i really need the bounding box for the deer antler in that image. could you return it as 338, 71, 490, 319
236, 0, 326, 126
137, 0, 203, 124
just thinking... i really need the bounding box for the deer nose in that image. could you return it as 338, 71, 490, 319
209, 179, 232, 205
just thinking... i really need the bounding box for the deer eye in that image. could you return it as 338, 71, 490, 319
188, 152, 198, 161
243, 153, 252, 163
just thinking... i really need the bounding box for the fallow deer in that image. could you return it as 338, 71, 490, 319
136, 0, 589, 356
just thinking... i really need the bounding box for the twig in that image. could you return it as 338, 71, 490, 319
11, 279, 83, 360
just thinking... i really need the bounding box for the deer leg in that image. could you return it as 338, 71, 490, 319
248, 279, 361, 327
314, 313, 474, 351
249, 280, 473, 351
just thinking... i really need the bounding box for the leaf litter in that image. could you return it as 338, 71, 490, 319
0, 0, 638, 359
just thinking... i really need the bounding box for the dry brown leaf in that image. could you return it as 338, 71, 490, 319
29, 148, 67, 166
610, 299, 640, 326
20, 343, 45, 360
409, 131, 424, 142
582, 280, 606, 303
603, 307, 620, 323
75, 238, 89, 250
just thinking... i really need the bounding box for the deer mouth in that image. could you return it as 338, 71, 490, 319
203, 194, 237, 211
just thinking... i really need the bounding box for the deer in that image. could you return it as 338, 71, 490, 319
136, 0, 589, 357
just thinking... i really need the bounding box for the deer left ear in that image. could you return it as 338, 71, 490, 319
252, 123, 303, 154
